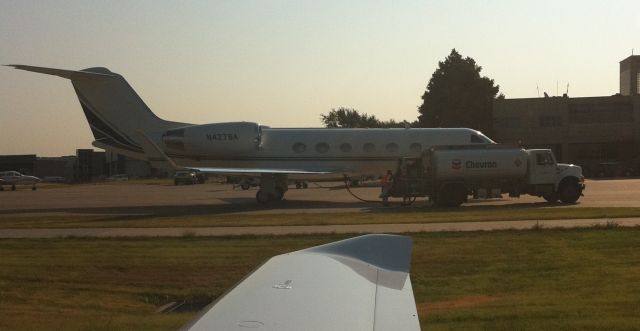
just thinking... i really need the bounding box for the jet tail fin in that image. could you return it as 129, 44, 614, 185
8, 64, 186, 155
6, 65, 116, 80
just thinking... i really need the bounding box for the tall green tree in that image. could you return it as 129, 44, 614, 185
418, 49, 502, 135
321, 107, 411, 128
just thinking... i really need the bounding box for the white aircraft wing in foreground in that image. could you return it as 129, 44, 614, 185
181, 234, 421, 331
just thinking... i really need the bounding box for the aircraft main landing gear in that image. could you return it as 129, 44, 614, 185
256, 187, 284, 203
256, 174, 288, 204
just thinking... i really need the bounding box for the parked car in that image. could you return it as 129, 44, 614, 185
174, 170, 198, 185
193, 170, 208, 184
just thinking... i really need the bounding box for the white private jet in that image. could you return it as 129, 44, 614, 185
0, 171, 41, 191
9, 65, 495, 203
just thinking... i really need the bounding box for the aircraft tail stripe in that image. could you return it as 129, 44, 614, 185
74, 86, 144, 151
74, 86, 139, 145
79, 101, 142, 152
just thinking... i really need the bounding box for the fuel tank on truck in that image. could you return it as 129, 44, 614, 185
431, 146, 529, 181
162, 122, 262, 156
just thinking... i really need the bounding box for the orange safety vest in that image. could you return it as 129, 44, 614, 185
381, 174, 393, 186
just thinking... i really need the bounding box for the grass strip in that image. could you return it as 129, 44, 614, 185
2, 207, 640, 228
1, 228, 639, 330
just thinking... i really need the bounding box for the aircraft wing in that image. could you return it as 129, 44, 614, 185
181, 234, 421, 331
184, 166, 331, 175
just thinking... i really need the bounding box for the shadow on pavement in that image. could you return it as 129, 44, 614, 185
0, 197, 568, 221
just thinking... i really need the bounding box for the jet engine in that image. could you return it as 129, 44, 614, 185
163, 122, 262, 156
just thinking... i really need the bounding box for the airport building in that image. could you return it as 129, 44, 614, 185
0, 155, 37, 175
493, 55, 640, 177
0, 150, 154, 182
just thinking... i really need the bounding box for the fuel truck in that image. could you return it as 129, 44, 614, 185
388, 144, 585, 207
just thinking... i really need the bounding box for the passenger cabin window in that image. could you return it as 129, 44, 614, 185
315, 142, 330, 154
536, 153, 555, 165
363, 143, 375, 152
470, 134, 485, 143
340, 143, 352, 152
409, 143, 422, 153
385, 143, 399, 153
292, 142, 306, 153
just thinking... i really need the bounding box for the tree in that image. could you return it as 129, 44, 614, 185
320, 107, 411, 128
417, 49, 502, 135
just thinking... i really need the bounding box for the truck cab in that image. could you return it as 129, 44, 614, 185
527, 149, 584, 203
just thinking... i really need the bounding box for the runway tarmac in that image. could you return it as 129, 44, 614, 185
1, 178, 639, 218
1, 178, 639, 237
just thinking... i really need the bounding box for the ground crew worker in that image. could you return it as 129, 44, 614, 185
380, 169, 394, 205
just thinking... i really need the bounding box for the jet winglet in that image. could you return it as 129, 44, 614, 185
302, 234, 412, 273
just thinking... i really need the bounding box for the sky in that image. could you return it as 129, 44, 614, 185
1, 0, 639, 156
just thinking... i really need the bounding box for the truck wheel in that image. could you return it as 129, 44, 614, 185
558, 178, 582, 204
296, 182, 302, 189
241, 183, 250, 190
435, 185, 466, 207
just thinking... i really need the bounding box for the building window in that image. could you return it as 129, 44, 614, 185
339, 143, 352, 152
539, 115, 563, 127
292, 142, 306, 153
568, 103, 633, 123
494, 117, 522, 128
409, 143, 422, 153
315, 142, 330, 154
385, 143, 399, 153
363, 143, 375, 152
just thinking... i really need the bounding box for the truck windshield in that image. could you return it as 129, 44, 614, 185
536, 153, 555, 165
470, 134, 494, 143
